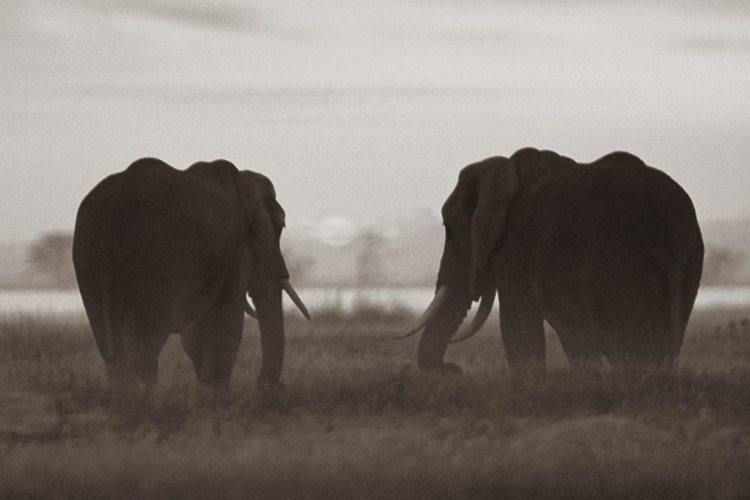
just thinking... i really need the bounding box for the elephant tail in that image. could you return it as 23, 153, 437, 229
100, 272, 116, 361
649, 179, 692, 367
650, 230, 687, 367
99, 174, 129, 363
666, 256, 686, 366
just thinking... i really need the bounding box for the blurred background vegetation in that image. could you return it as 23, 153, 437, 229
2, 216, 749, 290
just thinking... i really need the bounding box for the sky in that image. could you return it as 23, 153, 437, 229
2, 0, 750, 243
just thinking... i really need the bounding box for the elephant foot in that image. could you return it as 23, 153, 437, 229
508, 363, 546, 386
257, 378, 285, 392
107, 385, 153, 429
424, 362, 462, 376
256, 379, 289, 409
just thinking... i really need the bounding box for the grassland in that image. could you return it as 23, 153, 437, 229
1, 305, 750, 499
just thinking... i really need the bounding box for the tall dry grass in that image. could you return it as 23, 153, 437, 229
0, 304, 749, 499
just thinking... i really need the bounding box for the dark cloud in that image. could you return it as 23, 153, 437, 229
680, 35, 750, 51
79, 0, 262, 32
67, 83, 542, 106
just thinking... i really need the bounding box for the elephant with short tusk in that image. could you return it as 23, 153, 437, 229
399, 148, 704, 374
73, 158, 310, 390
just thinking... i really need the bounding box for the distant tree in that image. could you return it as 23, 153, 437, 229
702, 247, 746, 285
282, 246, 316, 286
355, 229, 390, 287
27, 232, 77, 289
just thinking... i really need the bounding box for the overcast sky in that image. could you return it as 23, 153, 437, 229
2, 0, 750, 241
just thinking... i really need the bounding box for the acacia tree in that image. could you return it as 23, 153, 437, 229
355, 229, 390, 287
702, 247, 746, 285
281, 246, 316, 286
28, 232, 77, 289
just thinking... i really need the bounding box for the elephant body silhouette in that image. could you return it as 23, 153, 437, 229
402, 148, 704, 374
73, 158, 309, 389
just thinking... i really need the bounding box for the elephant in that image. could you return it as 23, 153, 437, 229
399, 148, 704, 374
72, 157, 310, 389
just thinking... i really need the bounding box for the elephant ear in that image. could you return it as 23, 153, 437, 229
234, 171, 272, 244
469, 157, 520, 293
234, 170, 289, 280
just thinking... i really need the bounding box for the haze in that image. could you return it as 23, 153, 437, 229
2, 0, 750, 242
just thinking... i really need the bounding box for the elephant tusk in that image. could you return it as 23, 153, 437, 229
281, 278, 312, 321
392, 285, 450, 339
449, 289, 495, 343
244, 296, 258, 319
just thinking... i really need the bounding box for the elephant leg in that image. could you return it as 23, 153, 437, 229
208, 311, 243, 386
79, 293, 110, 363
180, 329, 204, 381
77, 274, 127, 380
104, 355, 131, 388
603, 335, 665, 372
499, 288, 546, 375
92, 322, 128, 385
121, 324, 170, 387
187, 302, 244, 387
135, 350, 162, 387
557, 333, 603, 371
256, 292, 285, 389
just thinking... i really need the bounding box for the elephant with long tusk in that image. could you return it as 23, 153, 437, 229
398, 148, 704, 375
243, 279, 310, 321
73, 158, 310, 389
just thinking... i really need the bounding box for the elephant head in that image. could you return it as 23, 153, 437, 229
187, 160, 308, 314
396, 157, 520, 372
187, 161, 310, 387
237, 170, 309, 316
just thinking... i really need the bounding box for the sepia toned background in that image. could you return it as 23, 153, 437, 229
3, 4, 750, 498
2, 0, 750, 292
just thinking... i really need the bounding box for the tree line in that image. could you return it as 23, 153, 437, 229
17, 231, 750, 290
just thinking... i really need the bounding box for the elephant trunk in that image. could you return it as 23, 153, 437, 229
393, 286, 450, 339
416, 288, 473, 370
255, 287, 285, 388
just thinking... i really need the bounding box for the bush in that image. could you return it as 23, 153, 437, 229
304, 299, 415, 325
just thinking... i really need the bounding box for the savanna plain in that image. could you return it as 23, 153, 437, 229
1, 302, 750, 500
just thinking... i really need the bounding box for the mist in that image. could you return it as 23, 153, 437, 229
2, 0, 750, 244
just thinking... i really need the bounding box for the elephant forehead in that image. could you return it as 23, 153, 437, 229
441, 193, 466, 225
441, 191, 458, 216
241, 171, 282, 205
241, 170, 272, 189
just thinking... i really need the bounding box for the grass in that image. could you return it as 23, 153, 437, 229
1, 305, 750, 499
